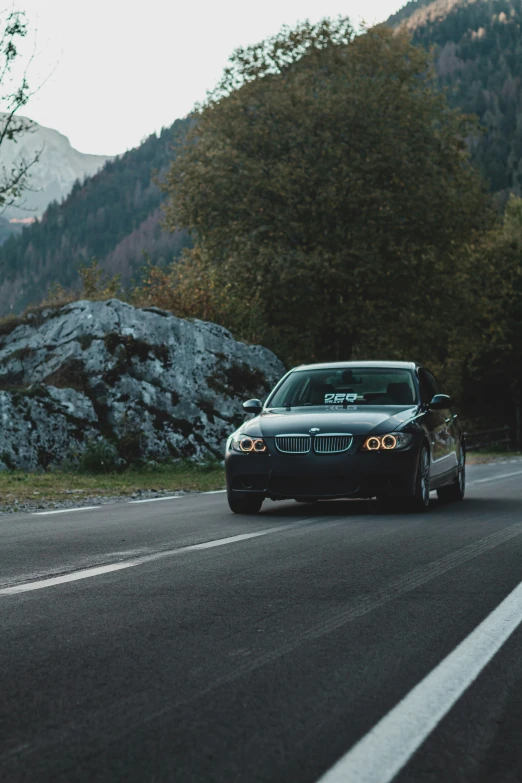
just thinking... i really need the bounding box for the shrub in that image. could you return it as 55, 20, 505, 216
79, 438, 119, 473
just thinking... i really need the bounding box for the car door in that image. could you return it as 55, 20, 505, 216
438, 381, 460, 473
418, 368, 456, 480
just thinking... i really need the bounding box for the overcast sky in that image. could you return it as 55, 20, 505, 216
9, 0, 407, 156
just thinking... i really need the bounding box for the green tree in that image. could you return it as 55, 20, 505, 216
0, 10, 39, 211
164, 21, 491, 366
460, 195, 522, 445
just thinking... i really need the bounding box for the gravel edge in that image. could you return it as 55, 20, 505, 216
0, 487, 227, 516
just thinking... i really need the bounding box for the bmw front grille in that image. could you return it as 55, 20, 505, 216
275, 435, 311, 454
274, 434, 353, 454
314, 434, 353, 454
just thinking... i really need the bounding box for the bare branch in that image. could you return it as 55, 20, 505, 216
0, 9, 40, 211
0, 146, 42, 207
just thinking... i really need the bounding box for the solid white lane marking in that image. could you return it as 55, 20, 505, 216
468, 469, 522, 486
32, 506, 101, 516
128, 495, 182, 504
202, 489, 226, 495
0, 517, 320, 596
317, 579, 522, 783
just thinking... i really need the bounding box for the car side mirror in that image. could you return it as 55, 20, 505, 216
243, 398, 263, 415
428, 393, 453, 410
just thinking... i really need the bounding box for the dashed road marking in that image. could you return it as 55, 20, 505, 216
128, 495, 183, 504
0, 517, 320, 597
32, 506, 102, 516
468, 469, 522, 486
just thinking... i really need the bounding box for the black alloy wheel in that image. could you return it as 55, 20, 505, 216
408, 444, 431, 511
437, 447, 466, 502
227, 491, 264, 514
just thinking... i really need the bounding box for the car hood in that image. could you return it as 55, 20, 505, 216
242, 406, 420, 438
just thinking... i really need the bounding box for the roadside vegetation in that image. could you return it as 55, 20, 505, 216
467, 451, 522, 465
0, 461, 225, 509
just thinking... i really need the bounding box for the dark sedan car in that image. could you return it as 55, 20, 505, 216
225, 361, 465, 514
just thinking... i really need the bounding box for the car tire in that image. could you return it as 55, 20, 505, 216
407, 444, 431, 512
227, 491, 264, 514
437, 449, 465, 503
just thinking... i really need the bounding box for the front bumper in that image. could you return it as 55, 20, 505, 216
226, 444, 418, 499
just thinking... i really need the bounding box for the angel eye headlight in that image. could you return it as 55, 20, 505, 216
362, 433, 412, 451
240, 437, 254, 452
382, 435, 397, 450
230, 436, 268, 453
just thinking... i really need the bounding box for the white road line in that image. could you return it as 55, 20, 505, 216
32, 506, 102, 516
128, 495, 182, 504
468, 469, 522, 486
0, 517, 319, 596
0, 562, 139, 594
202, 489, 227, 495
317, 579, 522, 783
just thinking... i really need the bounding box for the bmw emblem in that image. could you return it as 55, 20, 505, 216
309, 428, 320, 433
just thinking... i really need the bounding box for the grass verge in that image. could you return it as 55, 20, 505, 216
0, 462, 225, 508
466, 450, 522, 464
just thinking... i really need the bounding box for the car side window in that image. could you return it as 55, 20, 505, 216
418, 369, 439, 403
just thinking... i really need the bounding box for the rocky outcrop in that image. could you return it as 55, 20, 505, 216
0, 299, 285, 471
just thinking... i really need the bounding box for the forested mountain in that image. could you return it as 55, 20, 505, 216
0, 217, 22, 246
0, 118, 191, 313
389, 0, 522, 196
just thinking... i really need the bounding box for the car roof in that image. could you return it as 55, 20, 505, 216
291, 361, 419, 372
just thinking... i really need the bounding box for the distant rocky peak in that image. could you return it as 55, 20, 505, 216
0, 113, 115, 220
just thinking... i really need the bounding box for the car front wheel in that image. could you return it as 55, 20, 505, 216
227, 491, 264, 515
408, 444, 431, 511
437, 449, 465, 502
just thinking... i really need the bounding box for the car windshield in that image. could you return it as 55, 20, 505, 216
268, 367, 418, 408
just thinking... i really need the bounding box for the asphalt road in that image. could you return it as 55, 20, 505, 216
2, 460, 522, 783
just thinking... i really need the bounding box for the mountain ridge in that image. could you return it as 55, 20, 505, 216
0, 114, 113, 221
0, 117, 191, 313
387, 0, 522, 196
387, 0, 459, 27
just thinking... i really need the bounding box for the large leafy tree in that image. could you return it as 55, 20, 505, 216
0, 9, 38, 212
163, 20, 492, 365
459, 196, 522, 445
